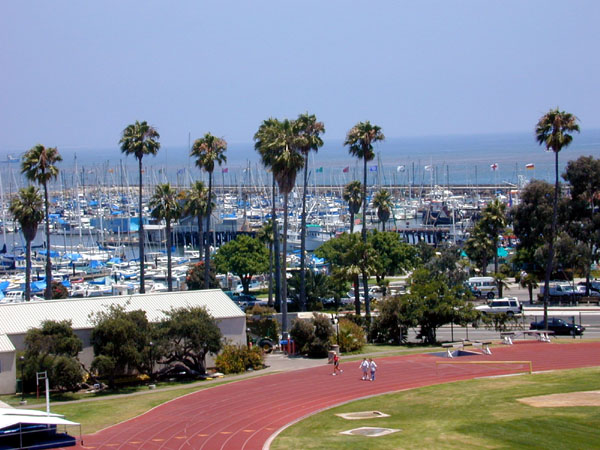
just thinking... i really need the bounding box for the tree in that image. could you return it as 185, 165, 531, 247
479, 199, 507, 274
563, 156, 600, 293
290, 314, 333, 357
343, 180, 362, 234
518, 271, 539, 304
344, 121, 385, 316
159, 306, 223, 375
21, 144, 62, 299
213, 234, 269, 294
256, 219, 275, 306
183, 181, 210, 251
368, 230, 417, 288
463, 223, 495, 276
535, 108, 579, 327
254, 118, 304, 336
287, 270, 333, 311
24, 320, 83, 392
190, 133, 227, 289
185, 261, 219, 290
149, 183, 182, 291
119, 120, 160, 294
91, 305, 152, 387
372, 189, 393, 231
295, 113, 325, 312
9, 186, 43, 301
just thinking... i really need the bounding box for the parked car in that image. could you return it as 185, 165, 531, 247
577, 281, 600, 294
576, 285, 600, 297
530, 317, 585, 336
466, 276, 498, 299
475, 297, 522, 316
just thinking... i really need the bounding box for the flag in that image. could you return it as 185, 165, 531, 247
342, 166, 349, 173
526, 163, 535, 170
369, 165, 378, 172
222, 168, 228, 173
490, 163, 498, 171
177, 169, 184, 175
316, 167, 323, 173
397, 165, 405, 172
424, 165, 433, 171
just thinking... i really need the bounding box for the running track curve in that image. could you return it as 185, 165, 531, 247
75, 342, 600, 450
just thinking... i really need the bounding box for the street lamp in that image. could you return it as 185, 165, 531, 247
19, 356, 25, 402
148, 341, 154, 381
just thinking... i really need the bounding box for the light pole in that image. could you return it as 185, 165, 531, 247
148, 341, 154, 381
19, 355, 25, 403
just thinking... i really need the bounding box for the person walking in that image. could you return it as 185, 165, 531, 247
359, 358, 369, 380
369, 358, 377, 381
332, 352, 343, 376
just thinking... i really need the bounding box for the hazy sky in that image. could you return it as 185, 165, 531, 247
1, 1, 599, 151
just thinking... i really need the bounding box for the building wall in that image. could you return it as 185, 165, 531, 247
0, 351, 16, 396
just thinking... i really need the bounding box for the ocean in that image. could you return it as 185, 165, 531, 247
2, 129, 600, 191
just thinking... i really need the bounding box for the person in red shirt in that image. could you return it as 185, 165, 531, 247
332, 353, 343, 376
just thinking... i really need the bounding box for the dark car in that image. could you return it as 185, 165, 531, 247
530, 317, 585, 336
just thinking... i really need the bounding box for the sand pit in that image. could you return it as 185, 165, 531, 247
519, 390, 600, 407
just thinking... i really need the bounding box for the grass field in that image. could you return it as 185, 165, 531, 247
272, 367, 600, 449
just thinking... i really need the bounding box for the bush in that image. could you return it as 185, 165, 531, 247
290, 314, 334, 357
52, 356, 83, 392
51, 281, 69, 299
307, 338, 329, 358
313, 314, 334, 342
246, 305, 280, 340
336, 319, 365, 353
215, 345, 264, 374
290, 319, 314, 354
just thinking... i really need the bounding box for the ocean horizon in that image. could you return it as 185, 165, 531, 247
2, 129, 600, 189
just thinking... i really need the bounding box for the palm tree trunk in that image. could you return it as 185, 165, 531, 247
281, 191, 289, 337
204, 172, 213, 289
362, 157, 370, 317
197, 215, 204, 256
43, 182, 52, 300
354, 275, 360, 315
138, 158, 145, 294
299, 157, 309, 312
543, 151, 560, 328
267, 242, 273, 307
349, 211, 355, 234
272, 175, 281, 307
166, 220, 173, 292
25, 238, 32, 301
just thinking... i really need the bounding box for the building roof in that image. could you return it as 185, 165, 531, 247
0, 290, 244, 336
0, 335, 15, 353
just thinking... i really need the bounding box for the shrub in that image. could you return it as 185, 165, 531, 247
52, 356, 83, 392
313, 314, 334, 341
51, 281, 69, 299
246, 305, 280, 340
307, 338, 329, 358
290, 319, 314, 354
215, 345, 264, 374
290, 314, 334, 357
336, 319, 365, 353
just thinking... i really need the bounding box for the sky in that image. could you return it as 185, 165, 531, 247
1, 1, 599, 152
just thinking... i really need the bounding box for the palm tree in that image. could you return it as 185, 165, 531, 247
373, 189, 393, 231
9, 186, 44, 301
478, 198, 507, 274
21, 144, 62, 299
119, 120, 160, 294
295, 113, 325, 312
190, 133, 227, 289
519, 272, 539, 304
343, 181, 362, 234
535, 108, 579, 327
254, 118, 304, 336
344, 121, 385, 317
256, 219, 275, 306
149, 183, 181, 292
183, 181, 210, 251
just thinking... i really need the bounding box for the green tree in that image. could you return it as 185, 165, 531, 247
254, 118, 304, 335
183, 181, 210, 251
342, 180, 362, 234
287, 270, 332, 311
9, 186, 43, 301
463, 223, 495, 276
518, 271, 539, 304
370, 295, 413, 345
372, 189, 393, 231
91, 305, 152, 387
214, 234, 269, 294
149, 183, 182, 292
24, 320, 83, 392
563, 156, 600, 293
535, 108, 579, 327
159, 306, 223, 375
21, 144, 62, 299
478, 199, 507, 274
190, 133, 227, 289
295, 113, 325, 312
119, 120, 160, 294
368, 230, 418, 288
344, 121, 385, 316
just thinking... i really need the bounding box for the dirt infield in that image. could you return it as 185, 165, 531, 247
518, 390, 600, 407
74, 342, 600, 449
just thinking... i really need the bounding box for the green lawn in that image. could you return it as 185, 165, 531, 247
272, 367, 600, 449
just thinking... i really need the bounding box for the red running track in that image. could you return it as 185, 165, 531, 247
75, 342, 600, 450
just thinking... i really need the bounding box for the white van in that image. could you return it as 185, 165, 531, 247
466, 276, 498, 299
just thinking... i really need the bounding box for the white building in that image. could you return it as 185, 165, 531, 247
0, 289, 246, 394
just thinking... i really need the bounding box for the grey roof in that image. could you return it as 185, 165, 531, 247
0, 290, 244, 336
0, 335, 15, 353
